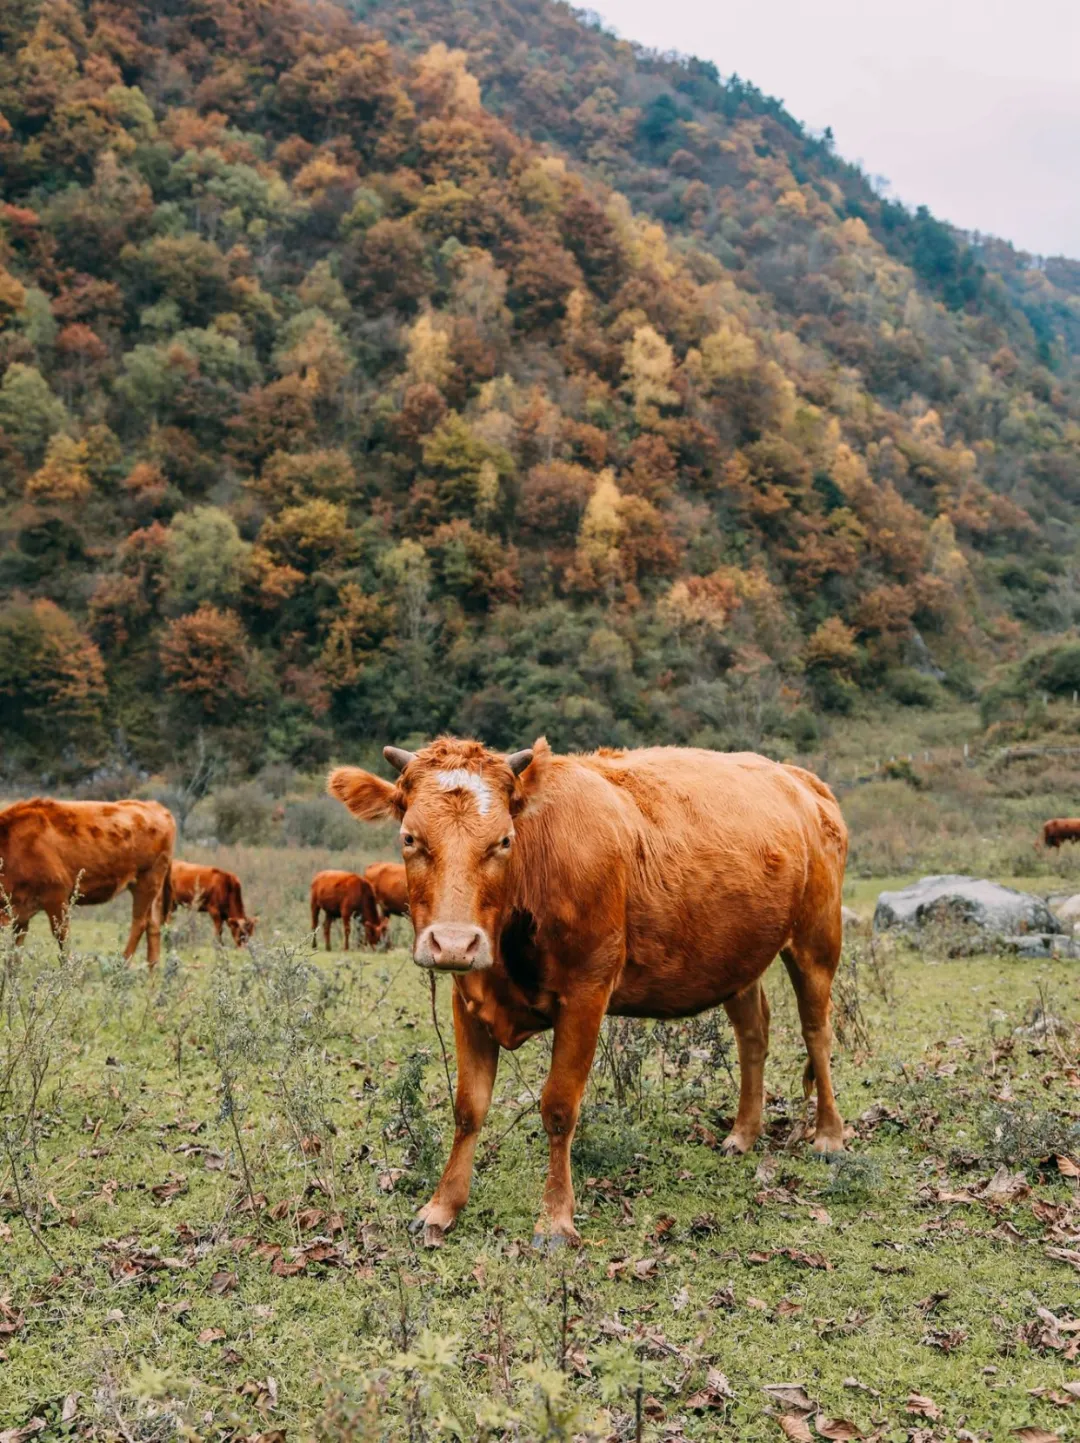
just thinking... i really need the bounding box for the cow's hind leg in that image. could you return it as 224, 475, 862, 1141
311, 903, 319, 949
125, 861, 168, 967
414, 986, 499, 1246
721, 979, 770, 1154
781, 932, 844, 1153
342, 910, 351, 951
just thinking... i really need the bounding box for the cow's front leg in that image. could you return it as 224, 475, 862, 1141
414, 984, 499, 1246
534, 986, 609, 1248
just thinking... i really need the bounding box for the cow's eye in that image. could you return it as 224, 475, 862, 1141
402, 833, 415, 848
500, 835, 511, 849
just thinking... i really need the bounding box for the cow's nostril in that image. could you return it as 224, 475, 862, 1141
464, 933, 479, 959
429, 932, 444, 960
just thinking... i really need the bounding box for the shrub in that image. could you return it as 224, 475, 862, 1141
282, 796, 357, 849
212, 783, 276, 844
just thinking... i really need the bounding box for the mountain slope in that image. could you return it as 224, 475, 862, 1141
0, 0, 1077, 780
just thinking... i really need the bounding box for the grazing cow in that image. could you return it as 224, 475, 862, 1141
0, 798, 175, 966
1042, 818, 1080, 849
168, 862, 256, 946
329, 736, 848, 1248
363, 861, 409, 920
309, 870, 384, 950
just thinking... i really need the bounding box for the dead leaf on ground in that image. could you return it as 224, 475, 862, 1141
814, 1417, 863, 1441
685, 1367, 734, 1410
776, 1416, 813, 1442
197, 1327, 226, 1344
0, 1420, 47, 1443
1011, 1430, 1060, 1443
1046, 1246, 1080, 1271
150, 1174, 188, 1202
906, 1393, 943, 1420
209, 1270, 237, 1296
763, 1383, 816, 1414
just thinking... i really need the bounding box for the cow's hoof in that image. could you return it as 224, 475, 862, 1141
813, 1135, 845, 1157
531, 1226, 581, 1253
408, 1214, 426, 1236
422, 1222, 446, 1249
720, 1132, 755, 1155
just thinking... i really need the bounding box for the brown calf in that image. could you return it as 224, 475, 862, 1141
329, 736, 847, 1248
1043, 818, 1080, 848
168, 862, 256, 946
309, 870, 384, 950
0, 798, 175, 965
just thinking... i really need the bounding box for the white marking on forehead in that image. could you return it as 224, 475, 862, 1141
435, 769, 492, 815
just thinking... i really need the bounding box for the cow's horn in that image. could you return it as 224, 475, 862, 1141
383, 746, 417, 774
505, 748, 534, 776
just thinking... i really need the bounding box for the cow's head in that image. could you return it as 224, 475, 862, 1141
328, 737, 543, 972
231, 915, 257, 946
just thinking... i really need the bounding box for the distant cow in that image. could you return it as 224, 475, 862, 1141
1043, 818, 1080, 849
363, 861, 409, 919
168, 862, 256, 946
329, 736, 847, 1248
309, 870, 384, 951
0, 798, 175, 966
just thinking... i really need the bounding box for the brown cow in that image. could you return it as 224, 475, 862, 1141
329, 737, 848, 1248
1043, 818, 1080, 848
168, 861, 256, 946
363, 861, 409, 919
0, 798, 175, 965
309, 870, 384, 951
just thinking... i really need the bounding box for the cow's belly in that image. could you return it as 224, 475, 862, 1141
76, 874, 133, 906
609, 930, 787, 1018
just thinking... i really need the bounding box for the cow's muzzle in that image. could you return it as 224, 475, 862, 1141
414, 923, 492, 972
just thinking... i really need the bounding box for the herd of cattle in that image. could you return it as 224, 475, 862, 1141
1, 754, 1078, 1246
0, 794, 409, 961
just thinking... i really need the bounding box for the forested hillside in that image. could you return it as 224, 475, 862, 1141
1, 0, 1078, 782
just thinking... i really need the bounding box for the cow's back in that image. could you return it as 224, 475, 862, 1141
516, 747, 846, 1018
1, 798, 175, 907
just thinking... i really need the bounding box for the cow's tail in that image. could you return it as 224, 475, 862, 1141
160, 860, 173, 923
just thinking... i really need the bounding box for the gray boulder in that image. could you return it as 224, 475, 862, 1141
1001, 934, 1080, 960
873, 875, 1063, 938
1051, 893, 1080, 926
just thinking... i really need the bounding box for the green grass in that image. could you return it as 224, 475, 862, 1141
2, 861, 1079, 1442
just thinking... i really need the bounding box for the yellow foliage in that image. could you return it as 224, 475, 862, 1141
413, 43, 481, 117
777, 188, 808, 218
26, 434, 91, 502
805, 616, 858, 673
0, 265, 26, 316
579, 470, 623, 560
926, 514, 970, 588
623, 324, 678, 423
405, 311, 453, 390
700, 322, 757, 382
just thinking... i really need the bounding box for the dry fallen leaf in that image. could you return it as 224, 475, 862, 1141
906, 1393, 943, 1420
1011, 1430, 1060, 1443
209, 1269, 237, 1295
814, 1418, 863, 1441
764, 1383, 816, 1414
197, 1327, 226, 1344
0, 1420, 47, 1443
776, 1417, 813, 1442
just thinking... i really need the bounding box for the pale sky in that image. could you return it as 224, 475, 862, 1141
586, 0, 1080, 259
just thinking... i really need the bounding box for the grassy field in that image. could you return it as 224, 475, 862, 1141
2, 831, 1079, 1443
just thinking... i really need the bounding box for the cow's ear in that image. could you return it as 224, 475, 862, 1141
327, 767, 403, 821
510, 736, 552, 815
